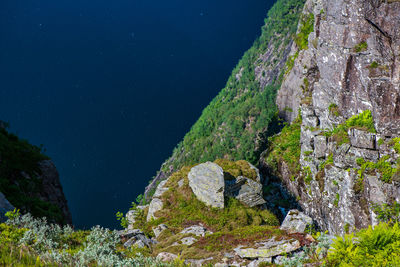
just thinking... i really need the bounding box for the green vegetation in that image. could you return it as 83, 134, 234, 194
0, 127, 64, 224
369, 61, 379, 68
214, 159, 258, 181
334, 193, 340, 207
157, 0, 307, 183
303, 166, 312, 184
356, 156, 396, 183
295, 13, 315, 50
285, 51, 299, 75
325, 222, 400, 266
353, 41, 368, 53
328, 103, 340, 117
372, 202, 400, 224
323, 110, 376, 146
265, 115, 302, 180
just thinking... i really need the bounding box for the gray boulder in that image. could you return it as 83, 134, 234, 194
188, 162, 225, 208
225, 176, 266, 207
0, 192, 14, 222
348, 128, 376, 150
147, 198, 163, 221
122, 229, 154, 248
180, 225, 212, 237
234, 238, 300, 259
280, 209, 313, 234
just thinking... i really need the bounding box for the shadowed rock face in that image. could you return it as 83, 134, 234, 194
37, 160, 72, 225
273, 0, 400, 234
0, 192, 14, 222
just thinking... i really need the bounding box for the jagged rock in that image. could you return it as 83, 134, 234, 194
280, 210, 313, 234
153, 180, 169, 198
153, 224, 168, 238
225, 176, 266, 207
314, 136, 328, 159
37, 160, 72, 224
180, 225, 212, 237
234, 238, 300, 259
122, 229, 153, 248
348, 129, 376, 150
147, 198, 163, 221
188, 162, 225, 208
0, 192, 14, 222
156, 252, 178, 262
180, 236, 197, 246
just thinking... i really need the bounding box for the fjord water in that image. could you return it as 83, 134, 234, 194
0, 0, 275, 229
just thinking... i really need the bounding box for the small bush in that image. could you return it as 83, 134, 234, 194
353, 41, 368, 53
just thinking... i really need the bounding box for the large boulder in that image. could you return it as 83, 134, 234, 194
188, 162, 225, 208
280, 210, 313, 234
0, 192, 14, 222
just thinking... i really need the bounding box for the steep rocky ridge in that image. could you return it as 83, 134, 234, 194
0, 123, 71, 224
269, 0, 400, 234
145, 0, 307, 201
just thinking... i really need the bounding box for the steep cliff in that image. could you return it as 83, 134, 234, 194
145, 0, 307, 200
266, 0, 400, 234
0, 123, 72, 224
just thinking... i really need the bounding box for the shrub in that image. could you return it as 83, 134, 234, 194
325, 223, 400, 266
353, 41, 368, 53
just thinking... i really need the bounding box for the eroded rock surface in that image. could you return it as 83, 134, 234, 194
188, 162, 225, 208
280, 209, 313, 234
272, 0, 400, 234
0, 192, 14, 222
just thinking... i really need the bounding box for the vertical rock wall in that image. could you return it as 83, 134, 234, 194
273, 0, 400, 234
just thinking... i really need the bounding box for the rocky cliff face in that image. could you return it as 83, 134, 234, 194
272, 0, 400, 234
0, 124, 72, 224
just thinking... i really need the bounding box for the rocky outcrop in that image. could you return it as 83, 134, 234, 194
234, 238, 301, 259
0, 192, 14, 222
37, 160, 72, 224
272, 0, 400, 234
225, 176, 266, 207
280, 209, 313, 234
188, 162, 225, 209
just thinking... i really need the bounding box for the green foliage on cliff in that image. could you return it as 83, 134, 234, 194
0, 127, 64, 224
160, 0, 306, 174
325, 222, 400, 266
265, 114, 302, 180
295, 13, 315, 50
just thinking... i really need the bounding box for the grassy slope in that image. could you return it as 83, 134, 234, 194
157, 0, 306, 178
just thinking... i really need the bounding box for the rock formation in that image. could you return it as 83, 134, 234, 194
270, 0, 400, 234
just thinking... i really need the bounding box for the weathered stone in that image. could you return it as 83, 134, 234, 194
188, 162, 225, 208
314, 136, 328, 159
180, 225, 212, 237
185, 257, 214, 266
180, 236, 197, 246
147, 198, 163, 221
280, 209, 313, 233
234, 238, 300, 259
349, 129, 376, 150
121, 228, 154, 248
247, 258, 272, 267
156, 252, 178, 262
153, 224, 168, 238
153, 180, 169, 198
178, 179, 184, 187
0, 192, 14, 222
225, 176, 266, 207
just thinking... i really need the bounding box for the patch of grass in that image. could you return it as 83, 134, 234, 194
265, 115, 302, 179
295, 13, 315, 50
328, 103, 340, 117
369, 61, 379, 68
214, 159, 258, 181
334, 193, 340, 207
303, 166, 312, 184
356, 156, 396, 184
353, 41, 368, 53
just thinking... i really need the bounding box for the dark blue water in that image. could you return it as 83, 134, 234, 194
0, 0, 275, 229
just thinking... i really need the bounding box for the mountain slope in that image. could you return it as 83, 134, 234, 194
146, 0, 307, 200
